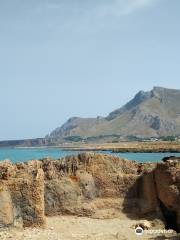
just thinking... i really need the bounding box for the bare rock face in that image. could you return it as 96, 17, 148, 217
137, 171, 159, 215
43, 153, 140, 218
0, 160, 16, 180
0, 183, 13, 227
0, 152, 179, 233
155, 159, 180, 231
0, 161, 46, 228
78, 171, 97, 199
77, 153, 139, 198
0, 153, 141, 227
45, 178, 81, 216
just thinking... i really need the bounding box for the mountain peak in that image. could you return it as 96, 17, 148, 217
106, 89, 151, 121
48, 87, 180, 142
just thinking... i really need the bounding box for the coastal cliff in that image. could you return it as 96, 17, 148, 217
0, 153, 179, 235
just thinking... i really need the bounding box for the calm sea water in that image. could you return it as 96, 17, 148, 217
0, 147, 180, 163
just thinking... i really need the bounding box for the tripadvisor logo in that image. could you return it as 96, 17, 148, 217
135, 226, 144, 236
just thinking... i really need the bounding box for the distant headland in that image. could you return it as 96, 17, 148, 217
1, 87, 180, 148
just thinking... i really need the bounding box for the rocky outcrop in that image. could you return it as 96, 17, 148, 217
0, 161, 46, 228
0, 183, 13, 227
0, 153, 141, 227
155, 159, 180, 232
0, 153, 179, 233
43, 153, 140, 217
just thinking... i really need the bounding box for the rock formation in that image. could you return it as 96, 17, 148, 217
155, 158, 180, 232
0, 153, 179, 233
0, 160, 45, 228
48, 87, 180, 142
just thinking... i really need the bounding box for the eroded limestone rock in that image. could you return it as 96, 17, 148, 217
0, 152, 179, 233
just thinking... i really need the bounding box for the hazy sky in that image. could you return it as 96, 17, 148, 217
0, 0, 180, 140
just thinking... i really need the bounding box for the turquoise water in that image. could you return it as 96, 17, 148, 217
0, 147, 180, 163
112, 152, 180, 163
0, 148, 77, 163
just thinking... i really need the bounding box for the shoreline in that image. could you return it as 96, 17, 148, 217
11, 141, 180, 153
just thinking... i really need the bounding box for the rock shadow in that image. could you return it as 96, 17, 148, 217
122, 162, 180, 235
122, 170, 159, 221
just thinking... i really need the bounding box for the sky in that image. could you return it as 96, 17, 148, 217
0, 0, 180, 140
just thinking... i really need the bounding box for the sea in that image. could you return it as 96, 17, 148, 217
0, 147, 180, 163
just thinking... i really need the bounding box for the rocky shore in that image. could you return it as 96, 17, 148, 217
59, 142, 180, 153
0, 153, 180, 239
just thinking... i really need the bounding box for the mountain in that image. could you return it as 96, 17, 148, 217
48, 87, 180, 142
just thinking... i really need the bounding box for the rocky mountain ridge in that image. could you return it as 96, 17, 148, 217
48, 87, 180, 142
1, 86, 180, 146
